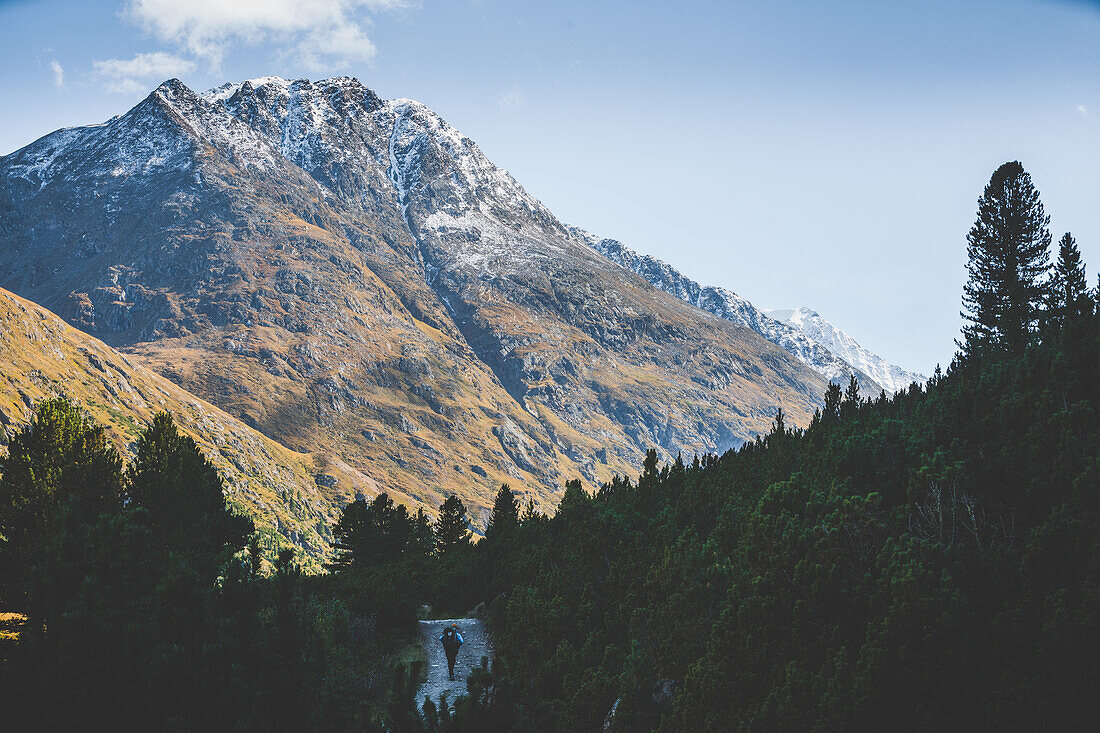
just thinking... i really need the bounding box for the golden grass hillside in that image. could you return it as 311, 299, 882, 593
0, 287, 387, 566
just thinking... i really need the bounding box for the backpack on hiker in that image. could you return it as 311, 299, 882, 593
441, 625, 462, 653
440, 624, 464, 680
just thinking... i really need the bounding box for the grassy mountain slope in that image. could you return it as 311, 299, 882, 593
0, 286, 381, 563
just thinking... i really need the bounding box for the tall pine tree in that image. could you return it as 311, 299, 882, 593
1048, 232, 1089, 324
328, 497, 373, 571
520, 499, 542, 525
485, 483, 519, 543
556, 478, 590, 518
329, 492, 421, 571
961, 161, 1051, 354
411, 507, 435, 557
434, 495, 471, 556
126, 412, 252, 576
839, 374, 861, 419
822, 382, 843, 421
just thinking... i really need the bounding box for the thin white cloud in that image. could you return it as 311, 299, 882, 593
1078, 104, 1088, 116
122, 0, 407, 70
294, 21, 378, 73
497, 88, 524, 111
50, 60, 65, 88
93, 51, 197, 94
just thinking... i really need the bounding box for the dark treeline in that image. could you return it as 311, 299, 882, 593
425, 160, 1099, 730
467, 316, 1099, 729
0, 405, 469, 730
1, 161, 1097, 730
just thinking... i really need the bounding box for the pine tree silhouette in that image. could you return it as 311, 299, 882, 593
485, 483, 519, 543
434, 495, 471, 556
1049, 232, 1089, 324
0, 398, 123, 626
126, 412, 252, 574
961, 161, 1051, 354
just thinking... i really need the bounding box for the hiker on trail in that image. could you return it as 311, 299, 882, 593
440, 624, 464, 681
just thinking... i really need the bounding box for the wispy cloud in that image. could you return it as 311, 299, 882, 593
497, 88, 524, 111
1077, 104, 1088, 116
93, 51, 196, 94
49, 60, 64, 88
121, 0, 408, 71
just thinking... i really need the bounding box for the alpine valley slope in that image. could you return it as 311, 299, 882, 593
0, 286, 379, 565
0, 76, 828, 526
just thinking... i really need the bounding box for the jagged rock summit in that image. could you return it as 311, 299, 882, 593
0, 76, 829, 530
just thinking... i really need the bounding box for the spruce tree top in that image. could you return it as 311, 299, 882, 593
434, 494, 471, 555
961, 161, 1051, 354
485, 483, 519, 542
1050, 232, 1088, 319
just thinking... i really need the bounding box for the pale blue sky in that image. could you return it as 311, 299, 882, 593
1, 0, 1098, 374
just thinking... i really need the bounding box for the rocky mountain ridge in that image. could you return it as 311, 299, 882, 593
571, 229, 924, 394
0, 75, 829, 538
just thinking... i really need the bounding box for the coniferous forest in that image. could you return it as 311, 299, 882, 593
1, 161, 1097, 730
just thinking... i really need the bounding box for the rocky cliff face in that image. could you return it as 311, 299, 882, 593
0, 76, 829, 528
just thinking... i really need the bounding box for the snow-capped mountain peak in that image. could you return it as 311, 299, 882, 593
1, 73, 922, 404
0, 75, 834, 521
764, 307, 924, 394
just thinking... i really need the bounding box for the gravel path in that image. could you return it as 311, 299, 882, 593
416, 618, 492, 709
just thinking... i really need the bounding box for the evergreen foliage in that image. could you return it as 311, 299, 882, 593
126, 412, 253, 577
462, 300, 1100, 730
1049, 232, 1090, 324
329, 492, 423, 570
485, 484, 519, 544
0, 406, 411, 730
555, 478, 589, 518
412, 508, 436, 556
0, 398, 122, 621
822, 380, 842, 420
962, 161, 1051, 353
428, 161, 1099, 731
435, 495, 472, 556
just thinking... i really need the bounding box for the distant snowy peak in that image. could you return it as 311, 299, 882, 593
2, 89, 196, 189
764, 307, 924, 394
572, 227, 917, 395
0, 72, 916, 406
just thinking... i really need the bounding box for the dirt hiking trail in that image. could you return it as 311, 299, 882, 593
416, 618, 492, 709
